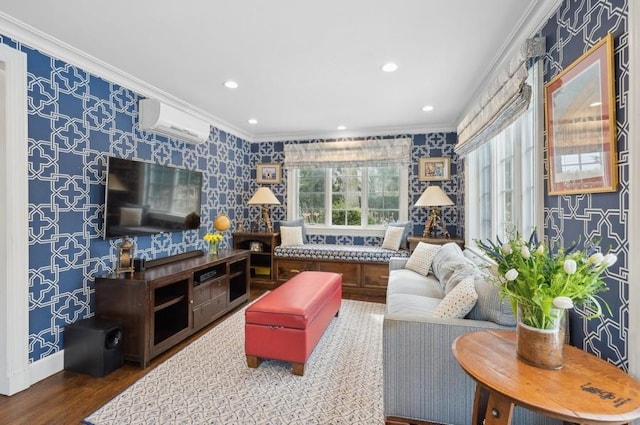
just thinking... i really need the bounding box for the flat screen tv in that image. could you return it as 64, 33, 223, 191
103, 157, 203, 239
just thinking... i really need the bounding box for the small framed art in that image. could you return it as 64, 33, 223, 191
418, 157, 450, 181
256, 163, 282, 184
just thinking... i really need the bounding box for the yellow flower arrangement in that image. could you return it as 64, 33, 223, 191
203, 232, 223, 244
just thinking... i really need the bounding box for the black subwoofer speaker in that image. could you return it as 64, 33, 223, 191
64, 318, 124, 377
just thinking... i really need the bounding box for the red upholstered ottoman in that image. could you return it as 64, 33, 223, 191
245, 271, 342, 376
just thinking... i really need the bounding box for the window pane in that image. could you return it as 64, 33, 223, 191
331, 168, 361, 225
298, 168, 326, 224
367, 166, 400, 225
293, 164, 403, 229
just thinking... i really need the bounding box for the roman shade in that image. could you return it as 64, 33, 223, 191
284, 138, 411, 168
455, 37, 545, 157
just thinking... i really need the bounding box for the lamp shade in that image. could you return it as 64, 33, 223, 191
248, 187, 281, 205
415, 185, 454, 207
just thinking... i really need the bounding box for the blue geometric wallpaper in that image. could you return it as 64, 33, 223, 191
540, 0, 629, 369
0, 32, 461, 364
1, 34, 251, 362
8, 1, 625, 371
248, 133, 461, 245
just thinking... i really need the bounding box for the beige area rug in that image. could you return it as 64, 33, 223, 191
83, 299, 386, 425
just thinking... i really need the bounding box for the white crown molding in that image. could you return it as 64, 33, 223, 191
0, 12, 255, 143
455, 0, 563, 127
252, 123, 457, 143
0, 12, 476, 145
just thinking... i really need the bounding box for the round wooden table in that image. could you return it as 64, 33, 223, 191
452, 330, 640, 425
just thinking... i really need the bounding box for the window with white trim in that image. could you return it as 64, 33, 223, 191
466, 63, 543, 246
285, 138, 410, 235
290, 165, 408, 233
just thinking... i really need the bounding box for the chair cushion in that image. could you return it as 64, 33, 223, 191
431, 242, 474, 289
467, 271, 516, 326
404, 242, 441, 276
387, 269, 445, 298
388, 221, 412, 250
381, 226, 405, 250
386, 293, 442, 319
277, 218, 308, 242
433, 276, 478, 318
280, 226, 304, 246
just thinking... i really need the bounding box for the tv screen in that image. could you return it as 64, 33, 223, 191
103, 157, 203, 239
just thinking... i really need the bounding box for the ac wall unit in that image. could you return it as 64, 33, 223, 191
139, 99, 210, 144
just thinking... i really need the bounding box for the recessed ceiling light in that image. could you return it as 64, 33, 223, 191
223, 80, 239, 89
248, 118, 258, 125
422, 105, 435, 112
381, 62, 398, 73
337, 125, 347, 131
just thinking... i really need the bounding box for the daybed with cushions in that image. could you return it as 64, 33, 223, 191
273, 220, 410, 298
383, 242, 560, 425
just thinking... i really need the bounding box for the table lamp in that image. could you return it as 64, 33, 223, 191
247, 187, 281, 232
414, 185, 454, 238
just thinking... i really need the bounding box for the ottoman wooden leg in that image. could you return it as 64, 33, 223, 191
292, 362, 305, 376
246, 355, 261, 369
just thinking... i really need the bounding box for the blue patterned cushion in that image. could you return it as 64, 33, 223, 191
274, 244, 409, 263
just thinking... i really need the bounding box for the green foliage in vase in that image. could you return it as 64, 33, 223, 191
476, 230, 616, 329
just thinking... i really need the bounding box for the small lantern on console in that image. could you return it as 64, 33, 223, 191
115, 235, 135, 275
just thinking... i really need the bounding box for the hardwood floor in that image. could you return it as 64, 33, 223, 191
0, 290, 383, 425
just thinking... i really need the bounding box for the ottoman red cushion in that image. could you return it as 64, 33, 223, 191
245, 271, 341, 329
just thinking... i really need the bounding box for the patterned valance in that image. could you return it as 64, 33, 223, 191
284, 138, 412, 169
455, 37, 545, 157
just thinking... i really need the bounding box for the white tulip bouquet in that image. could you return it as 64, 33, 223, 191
476, 230, 616, 329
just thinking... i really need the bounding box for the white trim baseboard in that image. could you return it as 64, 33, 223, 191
28, 351, 64, 388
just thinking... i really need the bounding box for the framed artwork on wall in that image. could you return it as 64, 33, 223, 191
418, 157, 450, 181
256, 163, 281, 184
545, 33, 617, 195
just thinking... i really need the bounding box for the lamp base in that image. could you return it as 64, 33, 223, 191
423, 208, 450, 239
261, 204, 274, 233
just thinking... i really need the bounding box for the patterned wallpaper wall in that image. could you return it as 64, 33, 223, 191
0, 32, 462, 364
249, 133, 461, 245
0, 35, 251, 362
540, 0, 629, 368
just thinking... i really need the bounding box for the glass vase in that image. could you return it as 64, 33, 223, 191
209, 242, 219, 255
516, 304, 566, 369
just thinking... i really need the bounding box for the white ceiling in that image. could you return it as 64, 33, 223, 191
0, 1, 559, 142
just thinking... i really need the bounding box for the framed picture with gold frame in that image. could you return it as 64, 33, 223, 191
256, 163, 281, 184
545, 33, 617, 195
418, 157, 450, 181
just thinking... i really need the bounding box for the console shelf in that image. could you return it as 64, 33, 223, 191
95, 249, 250, 368
232, 232, 279, 288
